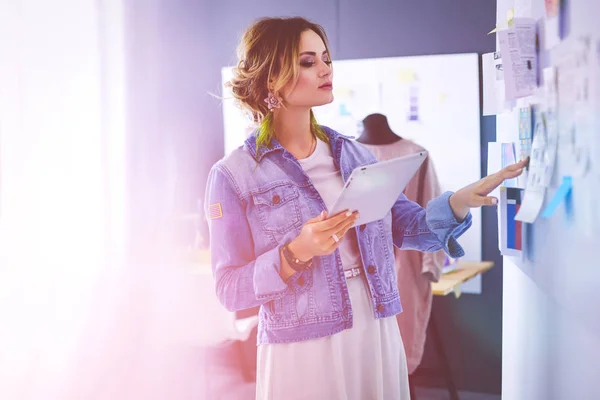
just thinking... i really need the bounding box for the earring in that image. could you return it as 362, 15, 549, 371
264, 91, 281, 111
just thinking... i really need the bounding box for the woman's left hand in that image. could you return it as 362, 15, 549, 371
449, 158, 529, 221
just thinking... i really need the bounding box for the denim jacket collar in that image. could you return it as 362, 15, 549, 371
243, 125, 355, 162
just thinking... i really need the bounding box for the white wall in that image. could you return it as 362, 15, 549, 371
497, 0, 600, 398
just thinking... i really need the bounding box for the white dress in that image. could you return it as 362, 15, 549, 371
256, 138, 410, 400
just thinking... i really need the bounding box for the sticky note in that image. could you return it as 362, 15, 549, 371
488, 8, 515, 34
541, 176, 572, 218
397, 69, 416, 84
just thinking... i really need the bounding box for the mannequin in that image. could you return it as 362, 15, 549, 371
356, 113, 402, 145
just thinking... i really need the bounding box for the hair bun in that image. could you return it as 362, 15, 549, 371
225, 17, 330, 124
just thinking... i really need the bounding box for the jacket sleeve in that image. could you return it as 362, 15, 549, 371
204, 164, 290, 312
415, 157, 448, 282
391, 191, 472, 259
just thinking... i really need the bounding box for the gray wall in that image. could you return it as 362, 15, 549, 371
125, 0, 501, 393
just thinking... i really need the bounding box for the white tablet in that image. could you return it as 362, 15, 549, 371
329, 151, 428, 227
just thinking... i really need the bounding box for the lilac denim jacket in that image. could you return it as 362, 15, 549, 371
205, 126, 472, 345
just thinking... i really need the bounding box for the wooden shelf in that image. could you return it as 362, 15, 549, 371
432, 261, 494, 297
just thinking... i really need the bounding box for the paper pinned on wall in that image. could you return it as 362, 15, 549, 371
544, 16, 561, 50
542, 0, 560, 50
513, 68, 560, 224
516, 105, 533, 189
482, 52, 509, 115
543, 67, 559, 114
504, 143, 523, 188
518, 106, 533, 162
530, 109, 559, 185
498, 18, 538, 101
515, 106, 558, 223
513, 0, 532, 19
556, 37, 594, 178
513, 189, 545, 224
542, 67, 560, 187
490, 142, 524, 189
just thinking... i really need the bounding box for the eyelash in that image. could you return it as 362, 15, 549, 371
300, 60, 333, 68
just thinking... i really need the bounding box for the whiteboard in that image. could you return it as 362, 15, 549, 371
221, 53, 483, 289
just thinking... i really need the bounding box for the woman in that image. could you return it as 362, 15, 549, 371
206, 17, 525, 399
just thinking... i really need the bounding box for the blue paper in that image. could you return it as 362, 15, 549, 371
507, 201, 517, 248
541, 176, 572, 218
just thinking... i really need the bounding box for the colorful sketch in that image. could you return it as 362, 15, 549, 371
407, 83, 420, 122
518, 106, 533, 161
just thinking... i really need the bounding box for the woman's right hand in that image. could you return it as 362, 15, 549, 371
288, 210, 360, 262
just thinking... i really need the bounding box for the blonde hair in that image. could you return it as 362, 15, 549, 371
226, 17, 331, 154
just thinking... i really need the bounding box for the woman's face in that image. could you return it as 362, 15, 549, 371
280, 29, 334, 108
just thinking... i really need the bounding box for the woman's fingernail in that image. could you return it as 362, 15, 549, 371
346, 211, 352, 217
491, 198, 498, 205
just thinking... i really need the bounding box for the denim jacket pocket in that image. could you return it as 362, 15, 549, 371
264, 271, 314, 328
252, 183, 302, 235
287, 268, 313, 295
264, 291, 298, 328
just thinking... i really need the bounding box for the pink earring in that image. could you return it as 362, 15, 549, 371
264, 91, 281, 110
